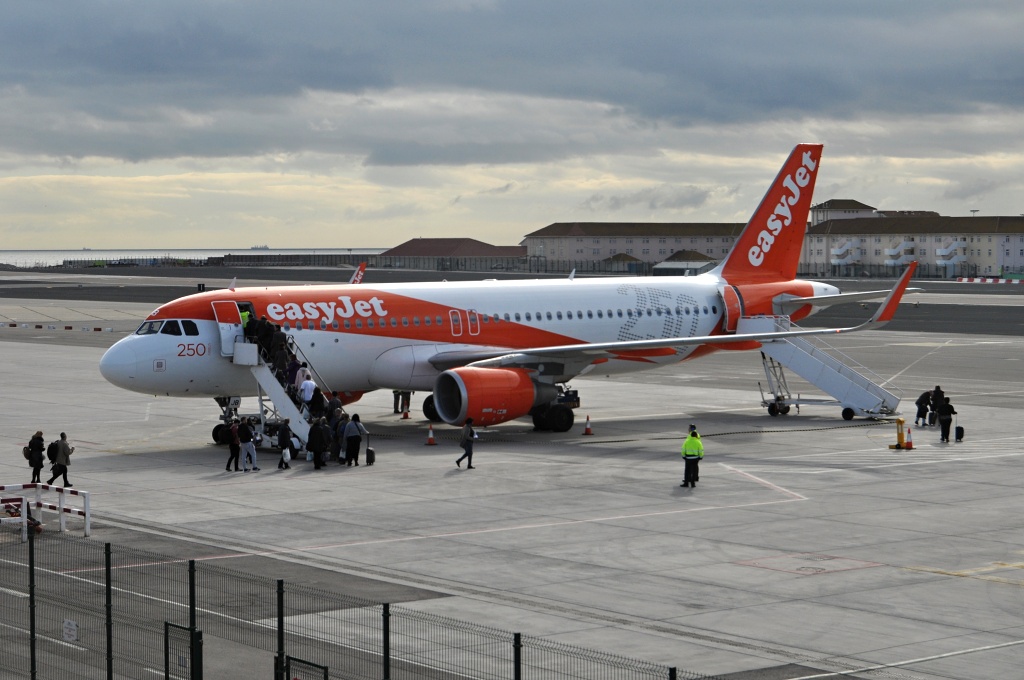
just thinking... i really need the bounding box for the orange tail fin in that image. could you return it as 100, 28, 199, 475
718, 143, 823, 284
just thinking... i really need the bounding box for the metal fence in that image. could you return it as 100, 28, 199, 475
0, 529, 710, 679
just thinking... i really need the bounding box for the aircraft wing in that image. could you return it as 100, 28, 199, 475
429, 263, 917, 371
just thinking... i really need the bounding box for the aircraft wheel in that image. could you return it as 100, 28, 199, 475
531, 407, 551, 431
422, 395, 441, 422
767, 403, 779, 417
781, 405, 791, 415
841, 407, 855, 421
212, 423, 225, 444
547, 405, 575, 433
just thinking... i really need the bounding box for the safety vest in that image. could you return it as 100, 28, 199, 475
681, 434, 704, 460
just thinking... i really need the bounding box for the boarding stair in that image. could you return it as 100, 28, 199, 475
231, 342, 310, 444
739, 316, 902, 419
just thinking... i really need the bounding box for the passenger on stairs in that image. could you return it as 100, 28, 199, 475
299, 375, 317, 418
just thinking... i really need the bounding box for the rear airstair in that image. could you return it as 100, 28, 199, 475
739, 316, 902, 420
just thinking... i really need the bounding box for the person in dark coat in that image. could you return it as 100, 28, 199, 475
225, 419, 241, 471
277, 418, 294, 470
306, 417, 330, 470
937, 397, 957, 443
27, 431, 45, 484
914, 390, 931, 427
930, 385, 945, 422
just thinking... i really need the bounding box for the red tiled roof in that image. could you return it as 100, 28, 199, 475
381, 238, 526, 257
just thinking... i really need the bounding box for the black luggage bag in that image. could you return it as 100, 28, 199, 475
928, 411, 937, 426
955, 425, 964, 442
365, 434, 375, 465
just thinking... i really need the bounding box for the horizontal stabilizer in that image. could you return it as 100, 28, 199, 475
778, 286, 922, 312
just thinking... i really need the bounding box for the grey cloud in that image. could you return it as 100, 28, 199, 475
0, 0, 1022, 167
581, 185, 711, 212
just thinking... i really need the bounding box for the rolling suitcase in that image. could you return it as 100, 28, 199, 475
365, 434, 376, 466
955, 424, 964, 442
928, 411, 937, 426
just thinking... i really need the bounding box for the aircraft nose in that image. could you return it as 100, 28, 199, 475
99, 341, 139, 390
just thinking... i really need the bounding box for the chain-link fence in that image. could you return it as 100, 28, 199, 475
0, 529, 712, 679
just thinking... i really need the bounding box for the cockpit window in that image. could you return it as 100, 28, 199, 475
136, 321, 163, 335
182, 320, 199, 336
160, 320, 183, 336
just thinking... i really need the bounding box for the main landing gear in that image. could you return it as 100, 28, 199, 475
531, 404, 575, 432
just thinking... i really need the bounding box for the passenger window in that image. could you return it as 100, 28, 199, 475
597, 310, 603, 318
390, 318, 398, 327
546, 312, 552, 320
587, 310, 593, 319
320, 319, 327, 330
525, 313, 531, 321
617, 310, 623, 318
413, 317, 420, 326
355, 320, 363, 329
436, 316, 443, 326
577, 310, 583, 318
367, 320, 374, 328
402, 318, 409, 327
136, 321, 163, 335
424, 317, 431, 326
182, 320, 199, 336
703, 306, 709, 315
712, 306, 718, 314
160, 320, 182, 336
344, 320, 352, 329
556, 311, 563, 320
514, 313, 520, 321
332, 320, 339, 330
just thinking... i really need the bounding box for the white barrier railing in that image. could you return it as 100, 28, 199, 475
0, 483, 91, 541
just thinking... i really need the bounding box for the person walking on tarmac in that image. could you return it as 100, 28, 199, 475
46, 432, 75, 487
27, 431, 45, 484
914, 390, 931, 427
937, 396, 957, 443
680, 425, 703, 488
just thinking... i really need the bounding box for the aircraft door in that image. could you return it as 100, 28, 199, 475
718, 285, 744, 333
211, 301, 245, 357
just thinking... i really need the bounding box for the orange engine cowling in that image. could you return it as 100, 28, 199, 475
433, 367, 559, 426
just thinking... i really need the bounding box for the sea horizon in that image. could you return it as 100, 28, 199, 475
0, 247, 385, 268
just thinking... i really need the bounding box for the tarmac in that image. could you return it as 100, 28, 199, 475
2, 269, 1024, 679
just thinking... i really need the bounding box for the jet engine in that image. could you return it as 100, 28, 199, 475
433, 367, 559, 426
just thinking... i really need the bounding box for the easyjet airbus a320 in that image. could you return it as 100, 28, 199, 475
100, 144, 916, 436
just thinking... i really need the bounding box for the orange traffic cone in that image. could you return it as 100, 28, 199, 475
905, 427, 913, 450
401, 409, 410, 420
582, 415, 593, 435
425, 424, 437, 446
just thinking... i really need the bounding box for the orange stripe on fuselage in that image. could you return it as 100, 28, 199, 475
149, 286, 586, 350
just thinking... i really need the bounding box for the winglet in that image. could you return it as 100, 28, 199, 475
866, 262, 917, 327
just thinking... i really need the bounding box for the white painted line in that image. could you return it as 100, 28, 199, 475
789, 635, 1024, 679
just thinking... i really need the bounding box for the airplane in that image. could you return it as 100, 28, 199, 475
99, 143, 917, 440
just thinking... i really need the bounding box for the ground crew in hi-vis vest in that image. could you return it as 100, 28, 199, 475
680, 425, 703, 488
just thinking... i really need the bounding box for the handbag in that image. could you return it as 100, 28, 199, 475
282, 448, 291, 463
23, 446, 30, 460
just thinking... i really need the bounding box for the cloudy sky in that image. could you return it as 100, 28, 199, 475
1, 1, 1022, 249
